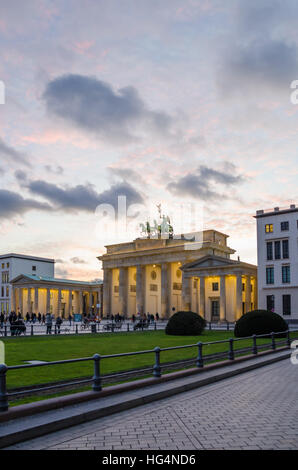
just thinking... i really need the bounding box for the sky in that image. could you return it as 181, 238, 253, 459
0, 0, 298, 281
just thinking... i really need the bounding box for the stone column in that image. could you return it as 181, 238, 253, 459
68, 289, 72, 316
245, 275, 251, 313
219, 275, 226, 321
57, 288, 62, 317
79, 291, 83, 315
34, 287, 39, 313
161, 263, 170, 318
19, 288, 23, 314
103, 268, 111, 317
136, 265, 145, 315
46, 288, 51, 313
182, 274, 191, 311
119, 267, 128, 316
199, 276, 205, 318
11, 287, 16, 312
236, 273, 243, 320
253, 276, 258, 310
27, 287, 32, 314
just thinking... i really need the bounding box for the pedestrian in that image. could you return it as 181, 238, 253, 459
45, 312, 53, 334
55, 316, 63, 334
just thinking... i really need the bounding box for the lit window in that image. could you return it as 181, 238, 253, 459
265, 224, 273, 233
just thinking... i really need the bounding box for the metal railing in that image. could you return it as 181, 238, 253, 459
0, 329, 295, 412
0, 320, 235, 337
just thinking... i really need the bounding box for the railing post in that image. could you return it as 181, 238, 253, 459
111, 323, 114, 333
154, 322, 157, 331
4, 325, 7, 337
271, 332, 276, 350
31, 324, 34, 336
227, 321, 229, 331
127, 323, 130, 332
75, 324, 78, 334
196, 342, 204, 368
228, 338, 234, 360
54, 325, 57, 335
252, 334, 258, 355
0, 364, 8, 412
286, 329, 291, 347
92, 354, 102, 391
153, 347, 161, 377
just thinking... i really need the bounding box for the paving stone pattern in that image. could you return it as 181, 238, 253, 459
6, 359, 298, 450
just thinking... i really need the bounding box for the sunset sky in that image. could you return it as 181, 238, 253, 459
0, 0, 297, 281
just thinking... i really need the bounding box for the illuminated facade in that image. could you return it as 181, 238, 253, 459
98, 230, 257, 321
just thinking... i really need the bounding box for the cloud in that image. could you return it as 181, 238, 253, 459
0, 189, 52, 219
45, 165, 64, 175
43, 74, 172, 143
108, 166, 146, 186
167, 164, 245, 200
26, 180, 144, 212
70, 257, 87, 264
0, 139, 31, 167
219, 40, 298, 97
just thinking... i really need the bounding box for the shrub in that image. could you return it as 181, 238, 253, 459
234, 310, 288, 338
165, 311, 206, 336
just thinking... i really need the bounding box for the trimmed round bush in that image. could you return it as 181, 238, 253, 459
165, 311, 206, 336
234, 310, 288, 338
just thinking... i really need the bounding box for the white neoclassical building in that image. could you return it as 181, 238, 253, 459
10, 274, 102, 318
98, 230, 257, 321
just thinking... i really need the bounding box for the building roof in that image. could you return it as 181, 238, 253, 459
10, 274, 102, 286
254, 205, 298, 218
0, 253, 55, 263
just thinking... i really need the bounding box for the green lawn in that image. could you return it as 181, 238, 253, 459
2, 329, 294, 391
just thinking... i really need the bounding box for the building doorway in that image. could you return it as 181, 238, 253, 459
211, 299, 220, 321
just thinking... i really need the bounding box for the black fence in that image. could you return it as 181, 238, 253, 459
0, 320, 236, 337
0, 329, 296, 412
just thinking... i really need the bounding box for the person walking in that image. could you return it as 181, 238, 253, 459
45, 312, 53, 335
55, 316, 63, 334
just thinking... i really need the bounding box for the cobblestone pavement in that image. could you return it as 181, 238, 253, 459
7, 359, 298, 450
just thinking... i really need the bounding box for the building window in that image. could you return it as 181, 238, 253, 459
150, 284, 158, 291
283, 295, 291, 315
32, 266, 36, 271
1, 263, 4, 269
1, 272, 9, 283
151, 271, 157, 280
173, 282, 182, 291
282, 266, 291, 283
266, 267, 274, 284
130, 285, 136, 292
6, 263, 9, 268
265, 224, 273, 233
281, 221, 289, 231
266, 242, 273, 260
266, 295, 275, 312
282, 240, 289, 259
274, 240, 281, 260
212, 282, 219, 291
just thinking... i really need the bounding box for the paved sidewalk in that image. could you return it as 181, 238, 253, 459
6, 357, 298, 450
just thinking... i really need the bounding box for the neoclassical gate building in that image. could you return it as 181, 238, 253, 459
98, 230, 258, 321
